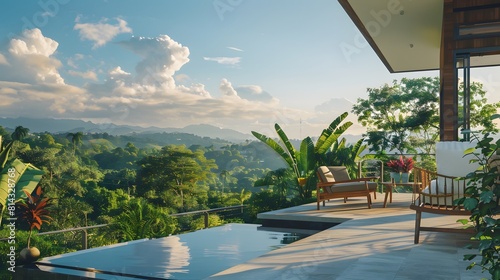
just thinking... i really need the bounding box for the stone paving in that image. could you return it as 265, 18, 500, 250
207, 193, 484, 280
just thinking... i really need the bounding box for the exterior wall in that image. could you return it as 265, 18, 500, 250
440, 0, 500, 141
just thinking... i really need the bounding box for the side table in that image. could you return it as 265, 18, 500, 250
381, 181, 422, 208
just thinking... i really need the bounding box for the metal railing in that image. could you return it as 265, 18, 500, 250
171, 205, 246, 229
1, 205, 247, 249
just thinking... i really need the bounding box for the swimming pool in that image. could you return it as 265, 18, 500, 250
34, 223, 309, 279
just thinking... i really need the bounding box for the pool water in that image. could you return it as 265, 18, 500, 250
36, 223, 308, 279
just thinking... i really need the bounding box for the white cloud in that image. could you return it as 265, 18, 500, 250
0, 81, 90, 115
235, 85, 278, 103
74, 17, 132, 48
219, 78, 238, 97
203, 56, 241, 65
67, 53, 85, 68
109, 66, 131, 78
0, 29, 93, 117
5, 28, 64, 84
314, 98, 354, 114
227, 46, 243, 52
119, 35, 190, 87
9, 28, 59, 57
68, 70, 98, 81
0, 54, 9, 65
175, 73, 190, 83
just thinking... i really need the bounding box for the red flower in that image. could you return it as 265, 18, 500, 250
386, 156, 414, 173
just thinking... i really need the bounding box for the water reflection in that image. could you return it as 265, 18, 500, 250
37, 223, 309, 279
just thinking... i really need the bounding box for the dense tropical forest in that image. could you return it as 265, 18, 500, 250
0, 127, 288, 251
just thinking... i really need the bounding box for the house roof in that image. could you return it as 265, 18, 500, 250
339, 0, 444, 73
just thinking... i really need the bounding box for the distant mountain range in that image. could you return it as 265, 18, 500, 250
0, 117, 364, 144
0, 117, 254, 143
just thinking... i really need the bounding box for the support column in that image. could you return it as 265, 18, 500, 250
440, 0, 458, 141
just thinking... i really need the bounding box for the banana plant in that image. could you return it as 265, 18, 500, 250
251, 112, 354, 199
0, 140, 44, 225
321, 138, 367, 177
315, 112, 354, 154
252, 128, 315, 183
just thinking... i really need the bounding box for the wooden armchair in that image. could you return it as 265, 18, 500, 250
316, 166, 378, 210
410, 166, 474, 243
409, 141, 481, 243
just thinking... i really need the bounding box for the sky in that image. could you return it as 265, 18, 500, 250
1, 0, 499, 139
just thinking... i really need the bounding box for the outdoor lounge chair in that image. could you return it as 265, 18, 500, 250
410, 141, 478, 244
316, 166, 378, 210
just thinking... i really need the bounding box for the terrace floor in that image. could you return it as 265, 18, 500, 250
208, 193, 484, 280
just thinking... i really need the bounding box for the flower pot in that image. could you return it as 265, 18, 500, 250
297, 177, 307, 186
401, 172, 410, 183
390, 172, 401, 183
20, 247, 40, 263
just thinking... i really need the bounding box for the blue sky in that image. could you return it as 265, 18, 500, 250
1, 0, 499, 139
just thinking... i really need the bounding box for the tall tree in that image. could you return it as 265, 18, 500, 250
352, 77, 500, 154
67, 132, 83, 154
136, 145, 217, 211
12, 126, 29, 142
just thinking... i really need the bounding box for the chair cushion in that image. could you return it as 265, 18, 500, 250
318, 166, 335, 183
421, 178, 466, 206
328, 166, 351, 181
328, 181, 377, 193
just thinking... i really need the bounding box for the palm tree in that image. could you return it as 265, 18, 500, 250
219, 170, 229, 194
67, 132, 83, 154
11, 126, 29, 141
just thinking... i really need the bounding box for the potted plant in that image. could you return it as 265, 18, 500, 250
16, 185, 52, 263
386, 156, 414, 183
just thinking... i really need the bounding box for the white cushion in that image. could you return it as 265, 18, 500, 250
436, 141, 479, 177
421, 178, 466, 206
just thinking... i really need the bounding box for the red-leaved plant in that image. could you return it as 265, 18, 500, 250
386, 156, 414, 173
16, 185, 52, 248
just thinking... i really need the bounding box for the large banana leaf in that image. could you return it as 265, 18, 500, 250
0, 141, 13, 170
0, 159, 44, 208
350, 138, 367, 161
316, 121, 353, 154
297, 137, 315, 177
251, 131, 294, 169
315, 112, 353, 154
274, 123, 297, 163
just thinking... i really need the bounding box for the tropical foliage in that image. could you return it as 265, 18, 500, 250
386, 156, 414, 173
15, 185, 52, 248
0, 140, 44, 225
456, 127, 500, 279
252, 112, 366, 200
113, 198, 178, 241
352, 77, 500, 155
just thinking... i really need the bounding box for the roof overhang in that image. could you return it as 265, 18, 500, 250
339, 0, 443, 73
339, 0, 500, 73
